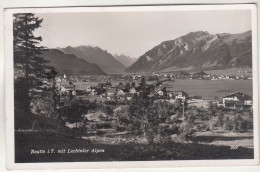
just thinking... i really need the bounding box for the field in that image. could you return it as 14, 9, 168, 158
162, 67, 252, 76
163, 79, 253, 99
194, 131, 254, 149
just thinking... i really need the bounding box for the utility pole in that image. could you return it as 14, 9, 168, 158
182, 99, 185, 119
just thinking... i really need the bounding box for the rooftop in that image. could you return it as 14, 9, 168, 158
224, 92, 251, 100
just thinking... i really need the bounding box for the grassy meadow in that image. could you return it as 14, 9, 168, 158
163, 79, 253, 99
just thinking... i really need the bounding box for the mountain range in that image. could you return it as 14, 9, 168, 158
126, 30, 252, 73
40, 30, 252, 75
58, 46, 125, 73
114, 54, 137, 67
41, 49, 106, 75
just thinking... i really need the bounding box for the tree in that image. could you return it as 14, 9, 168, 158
114, 106, 132, 131
42, 68, 59, 118
13, 13, 46, 112
114, 93, 150, 143
58, 98, 85, 137
125, 82, 131, 91
232, 115, 247, 133
158, 124, 171, 142
162, 87, 167, 97
178, 120, 195, 141
216, 113, 224, 127
139, 76, 149, 101
145, 103, 160, 143
223, 116, 232, 131
131, 82, 136, 88
116, 77, 171, 144
129, 78, 161, 143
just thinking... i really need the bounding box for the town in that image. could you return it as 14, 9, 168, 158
54, 72, 252, 109
58, 69, 253, 83
30, 72, 253, 147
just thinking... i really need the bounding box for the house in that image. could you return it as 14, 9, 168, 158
223, 92, 251, 103
178, 71, 190, 79
82, 113, 108, 122
86, 85, 92, 92
168, 92, 173, 99
107, 88, 117, 96
175, 91, 189, 101
156, 89, 164, 96
116, 89, 126, 97
218, 75, 229, 80
101, 93, 106, 97
104, 82, 112, 90
192, 71, 207, 79
244, 100, 253, 106
55, 77, 61, 82
224, 100, 244, 109
91, 86, 97, 93
59, 80, 78, 96
222, 92, 252, 109
129, 87, 137, 94
97, 82, 111, 90
156, 87, 167, 96
86, 86, 97, 95
168, 91, 178, 100
90, 91, 97, 96
60, 84, 75, 92
125, 93, 133, 100
211, 76, 218, 80
148, 92, 156, 98
117, 82, 125, 90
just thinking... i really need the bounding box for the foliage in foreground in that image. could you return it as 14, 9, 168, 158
15, 131, 254, 162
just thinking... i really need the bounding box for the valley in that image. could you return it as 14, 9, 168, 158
14, 27, 255, 162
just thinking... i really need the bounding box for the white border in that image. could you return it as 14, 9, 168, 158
3, 4, 259, 170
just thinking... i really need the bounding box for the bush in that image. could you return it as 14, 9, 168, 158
200, 123, 208, 131
178, 122, 195, 141
232, 115, 248, 133
193, 124, 201, 132
238, 120, 247, 133
158, 124, 170, 142
216, 114, 224, 127
111, 121, 125, 132
96, 122, 112, 129
168, 124, 179, 134
223, 117, 232, 131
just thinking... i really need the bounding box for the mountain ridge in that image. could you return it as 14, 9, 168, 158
126, 30, 252, 73
58, 46, 125, 73
41, 49, 106, 76
114, 54, 136, 67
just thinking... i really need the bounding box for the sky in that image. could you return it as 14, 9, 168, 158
34, 10, 251, 58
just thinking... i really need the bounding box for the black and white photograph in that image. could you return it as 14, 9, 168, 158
4, 4, 259, 169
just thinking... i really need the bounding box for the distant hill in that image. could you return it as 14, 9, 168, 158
114, 54, 137, 67
58, 46, 125, 73
126, 30, 252, 73
41, 49, 106, 75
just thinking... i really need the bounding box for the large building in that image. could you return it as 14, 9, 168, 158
175, 91, 189, 101
222, 92, 252, 109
